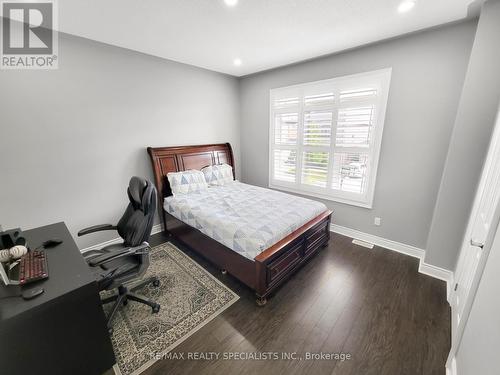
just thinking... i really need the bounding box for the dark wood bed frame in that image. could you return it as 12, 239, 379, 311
147, 143, 332, 305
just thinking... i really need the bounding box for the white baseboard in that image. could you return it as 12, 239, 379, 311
80, 223, 163, 253
419, 261, 454, 303
330, 224, 425, 259
330, 224, 453, 302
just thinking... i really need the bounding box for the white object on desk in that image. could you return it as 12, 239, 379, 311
0, 249, 10, 263
9, 245, 28, 259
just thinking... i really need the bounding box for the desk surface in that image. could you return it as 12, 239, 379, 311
0, 222, 95, 320
0, 222, 115, 375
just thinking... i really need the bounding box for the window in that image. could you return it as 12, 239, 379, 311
269, 69, 391, 208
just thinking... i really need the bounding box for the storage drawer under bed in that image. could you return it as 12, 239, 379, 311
304, 220, 329, 256
266, 239, 303, 284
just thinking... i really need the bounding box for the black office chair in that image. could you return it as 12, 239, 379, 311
79, 176, 160, 332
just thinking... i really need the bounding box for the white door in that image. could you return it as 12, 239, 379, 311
449, 107, 500, 363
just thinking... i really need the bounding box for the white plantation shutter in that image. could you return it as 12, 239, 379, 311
271, 91, 299, 185
302, 151, 329, 187
273, 96, 299, 109
273, 149, 297, 183
336, 106, 375, 148
303, 111, 333, 146
304, 92, 334, 106
274, 113, 298, 145
339, 88, 377, 102
270, 69, 391, 207
331, 152, 369, 194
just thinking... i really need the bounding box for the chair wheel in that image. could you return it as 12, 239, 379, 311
108, 327, 114, 335
153, 279, 160, 287
152, 304, 160, 314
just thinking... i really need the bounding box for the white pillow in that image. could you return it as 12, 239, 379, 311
201, 164, 234, 186
167, 170, 208, 195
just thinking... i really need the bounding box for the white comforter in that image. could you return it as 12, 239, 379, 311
164, 182, 327, 260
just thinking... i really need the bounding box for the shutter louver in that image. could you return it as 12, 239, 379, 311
274, 113, 298, 145
302, 151, 329, 187
303, 111, 332, 146
304, 93, 334, 106
273, 97, 299, 109
273, 149, 297, 183
340, 88, 377, 102
336, 106, 375, 148
331, 152, 369, 194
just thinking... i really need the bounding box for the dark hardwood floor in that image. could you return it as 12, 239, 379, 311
142, 231, 450, 375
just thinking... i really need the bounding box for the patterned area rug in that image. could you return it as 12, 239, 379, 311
106, 242, 239, 375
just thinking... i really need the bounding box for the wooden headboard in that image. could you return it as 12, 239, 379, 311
147, 143, 235, 200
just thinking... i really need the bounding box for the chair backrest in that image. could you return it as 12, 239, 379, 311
117, 177, 157, 247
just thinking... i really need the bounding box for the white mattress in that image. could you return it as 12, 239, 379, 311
164, 181, 328, 260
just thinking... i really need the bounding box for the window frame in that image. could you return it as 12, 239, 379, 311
268, 68, 392, 209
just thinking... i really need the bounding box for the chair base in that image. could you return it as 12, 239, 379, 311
101, 276, 161, 332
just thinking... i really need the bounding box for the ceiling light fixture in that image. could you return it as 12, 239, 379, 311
233, 58, 242, 66
398, 0, 416, 13
224, 0, 238, 7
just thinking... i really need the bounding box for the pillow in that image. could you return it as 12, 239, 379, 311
201, 163, 234, 186
167, 170, 208, 195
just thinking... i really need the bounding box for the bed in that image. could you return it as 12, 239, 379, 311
147, 143, 333, 305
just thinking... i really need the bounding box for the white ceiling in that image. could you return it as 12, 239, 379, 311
59, 0, 475, 77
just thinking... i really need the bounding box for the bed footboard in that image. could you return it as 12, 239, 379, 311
254, 211, 332, 305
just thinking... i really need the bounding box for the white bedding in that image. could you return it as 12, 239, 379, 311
164, 181, 328, 260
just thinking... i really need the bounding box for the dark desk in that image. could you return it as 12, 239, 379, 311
0, 222, 115, 375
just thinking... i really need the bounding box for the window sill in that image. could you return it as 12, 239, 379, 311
269, 183, 373, 209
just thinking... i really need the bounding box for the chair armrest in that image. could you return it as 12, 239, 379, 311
83, 249, 106, 262
78, 224, 117, 237
88, 242, 150, 267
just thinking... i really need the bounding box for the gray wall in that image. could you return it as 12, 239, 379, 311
426, 0, 500, 270
455, 216, 500, 375
0, 32, 240, 249
239, 21, 477, 254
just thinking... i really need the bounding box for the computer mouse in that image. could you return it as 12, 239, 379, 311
43, 239, 63, 248
22, 287, 44, 300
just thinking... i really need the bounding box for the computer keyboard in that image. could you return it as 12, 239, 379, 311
19, 250, 49, 285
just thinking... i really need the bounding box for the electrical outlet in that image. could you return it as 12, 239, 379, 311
374, 217, 381, 226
